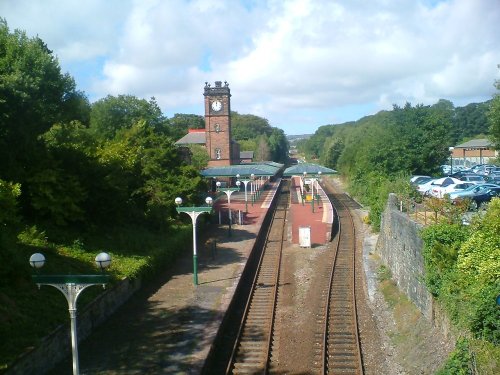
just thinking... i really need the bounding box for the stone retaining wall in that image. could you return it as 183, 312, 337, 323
376, 193, 433, 319
6, 277, 142, 375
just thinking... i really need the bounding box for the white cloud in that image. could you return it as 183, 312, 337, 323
1, 0, 499, 133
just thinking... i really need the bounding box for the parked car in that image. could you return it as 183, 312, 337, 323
437, 182, 476, 198
425, 177, 462, 197
450, 169, 473, 178
468, 187, 500, 209
485, 174, 500, 184
472, 164, 497, 175
410, 175, 431, 185
448, 183, 500, 200
416, 178, 437, 194
459, 174, 486, 184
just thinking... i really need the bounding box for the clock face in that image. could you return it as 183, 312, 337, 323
211, 100, 222, 112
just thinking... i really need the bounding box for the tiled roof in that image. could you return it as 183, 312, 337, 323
175, 132, 206, 145
200, 162, 283, 177
455, 139, 492, 149
283, 163, 337, 176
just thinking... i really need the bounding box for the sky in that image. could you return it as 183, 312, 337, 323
1, 0, 499, 135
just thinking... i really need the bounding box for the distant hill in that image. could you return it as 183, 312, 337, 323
287, 134, 313, 142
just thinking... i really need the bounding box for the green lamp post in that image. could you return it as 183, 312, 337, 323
29, 252, 112, 375
175, 196, 213, 285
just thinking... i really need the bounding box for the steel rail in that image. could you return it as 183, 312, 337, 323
322, 179, 363, 375
226, 179, 290, 374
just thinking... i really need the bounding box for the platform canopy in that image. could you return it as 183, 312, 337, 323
283, 163, 337, 176
200, 162, 284, 178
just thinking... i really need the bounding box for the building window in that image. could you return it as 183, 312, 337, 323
215, 123, 220, 133
215, 148, 221, 160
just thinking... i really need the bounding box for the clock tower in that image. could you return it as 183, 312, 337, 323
204, 81, 233, 166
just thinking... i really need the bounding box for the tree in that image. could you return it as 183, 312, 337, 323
268, 128, 289, 163
90, 95, 167, 140
255, 135, 271, 161
0, 19, 89, 184
322, 137, 344, 169
231, 112, 272, 140
488, 75, 500, 152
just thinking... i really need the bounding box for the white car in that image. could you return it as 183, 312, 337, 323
434, 182, 476, 198
410, 175, 431, 185
424, 177, 462, 197
416, 179, 437, 194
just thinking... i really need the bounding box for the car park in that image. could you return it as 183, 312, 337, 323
467, 187, 500, 209
448, 183, 500, 200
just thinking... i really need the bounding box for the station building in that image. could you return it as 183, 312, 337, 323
450, 139, 498, 167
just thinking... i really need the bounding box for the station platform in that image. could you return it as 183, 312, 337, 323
49, 177, 335, 374
288, 176, 334, 246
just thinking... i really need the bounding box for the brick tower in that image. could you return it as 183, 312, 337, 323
204, 81, 232, 167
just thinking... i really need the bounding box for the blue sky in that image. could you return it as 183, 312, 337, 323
1, 0, 499, 135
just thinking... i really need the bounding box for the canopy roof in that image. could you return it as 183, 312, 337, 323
200, 162, 284, 178
283, 163, 337, 176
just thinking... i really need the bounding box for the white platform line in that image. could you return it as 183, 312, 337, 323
261, 178, 281, 208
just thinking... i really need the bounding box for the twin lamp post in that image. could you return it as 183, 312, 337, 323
175, 196, 213, 286
29, 251, 112, 375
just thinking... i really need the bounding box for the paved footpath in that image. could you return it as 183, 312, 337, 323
49, 181, 279, 375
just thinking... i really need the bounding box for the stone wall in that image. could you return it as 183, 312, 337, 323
376, 193, 433, 319
6, 277, 142, 375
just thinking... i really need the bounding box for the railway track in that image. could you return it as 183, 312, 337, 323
320, 179, 363, 375
226, 179, 290, 374
213, 177, 363, 375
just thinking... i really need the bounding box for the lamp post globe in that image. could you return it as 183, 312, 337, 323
175, 197, 183, 206
95, 252, 112, 271
216, 181, 221, 188
205, 196, 213, 206
29, 253, 45, 269
236, 181, 241, 187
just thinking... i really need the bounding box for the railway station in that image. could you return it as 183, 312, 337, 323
50, 165, 343, 374
48, 80, 351, 374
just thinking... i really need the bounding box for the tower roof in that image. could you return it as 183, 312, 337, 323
204, 80, 231, 96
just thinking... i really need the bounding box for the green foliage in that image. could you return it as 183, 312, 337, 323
421, 200, 500, 345
453, 101, 491, 143
436, 337, 473, 375
231, 112, 289, 163
231, 111, 272, 140
0, 179, 21, 225
90, 95, 168, 140
348, 172, 412, 230
187, 144, 209, 170
421, 223, 470, 296
488, 81, 500, 151
458, 199, 500, 285
321, 137, 344, 169
168, 113, 205, 140
0, 19, 89, 194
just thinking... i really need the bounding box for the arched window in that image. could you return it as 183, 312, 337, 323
215, 148, 222, 160
215, 123, 221, 133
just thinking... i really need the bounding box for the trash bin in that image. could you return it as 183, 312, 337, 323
299, 226, 311, 248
